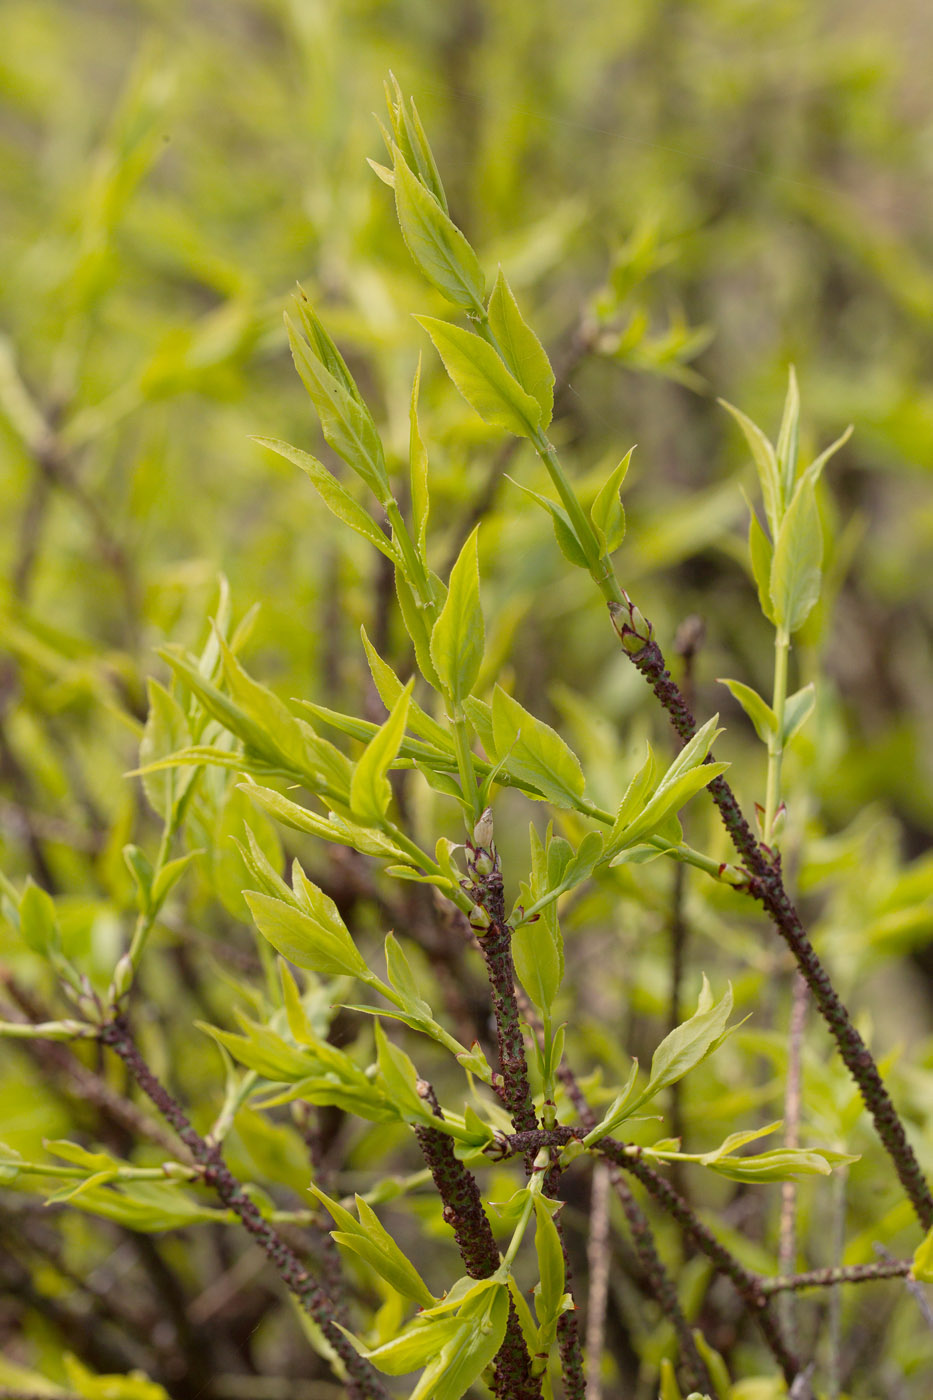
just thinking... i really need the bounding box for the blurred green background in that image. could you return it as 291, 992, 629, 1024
2, 0, 932, 853
2, 0, 933, 1394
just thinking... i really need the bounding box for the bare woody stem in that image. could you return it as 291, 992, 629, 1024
464, 830, 537, 1134
610, 603, 933, 1233
414, 1080, 543, 1400
464, 830, 586, 1395
760, 1260, 912, 1294
98, 1016, 387, 1400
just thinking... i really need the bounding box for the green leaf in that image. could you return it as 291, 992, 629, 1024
409, 356, 430, 555
253, 438, 400, 563
782, 682, 816, 744
138, 679, 191, 821
67, 1180, 230, 1233
718, 678, 776, 743
506, 476, 591, 569
532, 1194, 566, 1330
415, 315, 542, 438
384, 933, 432, 1018
913, 1225, 933, 1283
719, 398, 782, 534
798, 423, 853, 492
373, 1021, 434, 1124
643, 976, 734, 1101
198, 1020, 313, 1082
19, 879, 60, 958
581, 1059, 640, 1142
350, 679, 414, 824
244, 890, 368, 979
361, 627, 452, 751
285, 315, 389, 502
393, 147, 485, 311
590, 448, 633, 554
487, 267, 554, 425
747, 502, 776, 623
430, 527, 484, 706
770, 476, 823, 633
383, 75, 449, 212
512, 897, 563, 1014
309, 1183, 435, 1307
396, 566, 443, 691
348, 1317, 466, 1376
411, 1286, 509, 1400
150, 851, 199, 913
491, 686, 585, 807
706, 1148, 842, 1182
775, 365, 800, 501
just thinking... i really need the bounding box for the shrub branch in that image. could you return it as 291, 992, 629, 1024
609, 600, 933, 1232
98, 1015, 387, 1400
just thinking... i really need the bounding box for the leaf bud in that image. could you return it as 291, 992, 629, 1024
469, 903, 492, 933
109, 953, 135, 1005
471, 850, 495, 876
472, 807, 494, 850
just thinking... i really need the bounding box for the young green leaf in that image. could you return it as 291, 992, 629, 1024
782, 682, 816, 745
747, 502, 776, 623
720, 398, 782, 534
253, 438, 400, 564
775, 365, 800, 501
285, 314, 390, 503
410, 1286, 509, 1400
409, 356, 430, 556
487, 267, 554, 425
506, 476, 592, 569
589, 448, 633, 554
415, 316, 542, 439
244, 890, 368, 979
913, 1225, 933, 1283
392, 147, 485, 311
138, 679, 192, 821
429, 526, 484, 706
347, 1317, 466, 1375
309, 1183, 435, 1307
360, 627, 452, 752
19, 880, 61, 958
642, 976, 734, 1101
373, 1021, 434, 1123
770, 476, 823, 633
349, 679, 414, 824
490, 685, 585, 807
718, 677, 777, 743
396, 566, 444, 691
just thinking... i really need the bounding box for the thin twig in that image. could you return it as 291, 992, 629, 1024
98, 1015, 387, 1400
760, 1257, 910, 1295
597, 1140, 800, 1383
610, 599, 933, 1232
584, 1161, 611, 1400
779, 969, 809, 1346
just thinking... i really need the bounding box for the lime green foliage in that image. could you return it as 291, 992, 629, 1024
2, 4, 933, 1398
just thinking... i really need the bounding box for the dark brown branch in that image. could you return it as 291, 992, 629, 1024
415, 1080, 543, 1400
609, 598, 933, 1233
598, 1140, 799, 1383
462, 825, 586, 1396
517, 992, 711, 1395
98, 1015, 387, 1400
464, 825, 537, 1134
